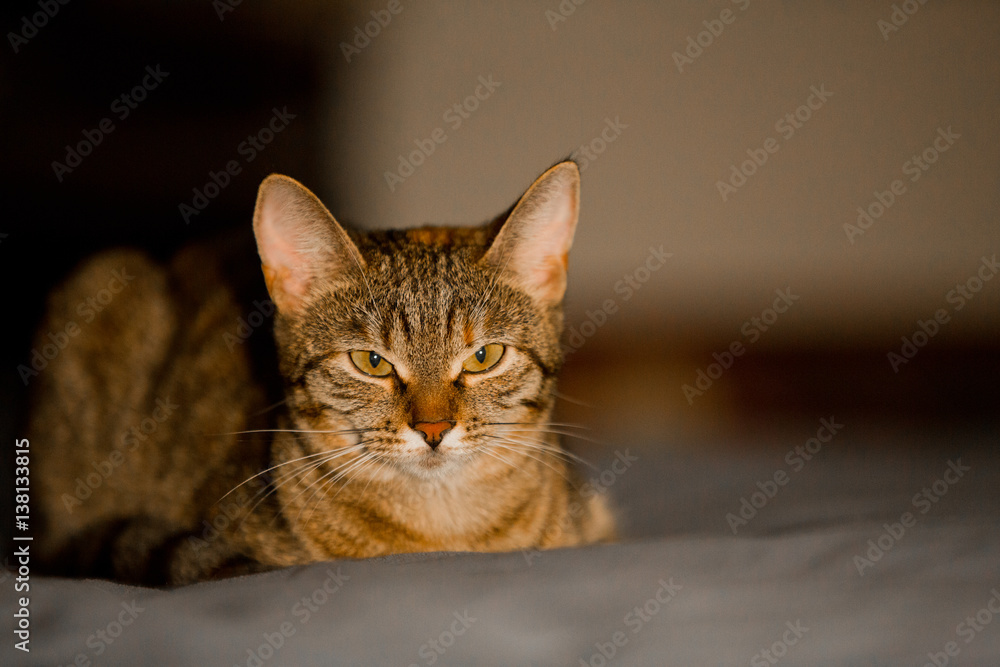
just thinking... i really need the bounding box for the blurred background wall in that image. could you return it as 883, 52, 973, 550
2, 0, 998, 457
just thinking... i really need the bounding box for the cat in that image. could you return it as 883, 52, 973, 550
30, 160, 615, 586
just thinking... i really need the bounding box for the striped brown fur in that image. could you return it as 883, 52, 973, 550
31, 161, 615, 585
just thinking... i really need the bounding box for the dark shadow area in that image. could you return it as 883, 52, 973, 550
0, 0, 341, 563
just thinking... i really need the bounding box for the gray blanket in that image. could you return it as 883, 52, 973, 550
5, 428, 999, 666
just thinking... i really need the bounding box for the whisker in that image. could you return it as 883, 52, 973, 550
481, 421, 591, 430
486, 439, 571, 482
355, 454, 389, 507
479, 447, 519, 471
472, 222, 523, 322
234, 439, 373, 525
284, 448, 375, 525
242, 449, 363, 526
294, 444, 389, 525
312, 454, 380, 516
249, 398, 289, 417
551, 389, 591, 407
345, 244, 385, 331
206, 427, 375, 437
217, 440, 369, 504
492, 433, 584, 459
496, 434, 598, 470
503, 428, 602, 445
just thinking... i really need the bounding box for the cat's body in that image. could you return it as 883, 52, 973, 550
32, 162, 614, 585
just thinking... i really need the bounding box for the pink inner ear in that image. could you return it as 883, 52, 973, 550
253, 173, 363, 315
257, 192, 313, 308
508, 176, 578, 303
527, 256, 568, 304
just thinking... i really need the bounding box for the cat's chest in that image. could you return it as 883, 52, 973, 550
389, 480, 500, 537
335, 473, 541, 553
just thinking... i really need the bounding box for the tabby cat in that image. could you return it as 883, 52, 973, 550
31, 160, 614, 585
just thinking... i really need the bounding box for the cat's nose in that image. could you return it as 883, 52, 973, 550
413, 421, 453, 449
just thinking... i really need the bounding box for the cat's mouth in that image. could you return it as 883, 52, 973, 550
386, 424, 472, 477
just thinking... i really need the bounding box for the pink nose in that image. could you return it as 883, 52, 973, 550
413, 421, 452, 448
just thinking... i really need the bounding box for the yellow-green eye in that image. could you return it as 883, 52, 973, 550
462, 344, 505, 373
349, 350, 394, 377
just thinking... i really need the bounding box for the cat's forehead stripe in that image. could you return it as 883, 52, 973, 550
463, 320, 476, 346
403, 225, 490, 247
406, 227, 455, 246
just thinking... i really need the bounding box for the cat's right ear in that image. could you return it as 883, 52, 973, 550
252, 174, 365, 315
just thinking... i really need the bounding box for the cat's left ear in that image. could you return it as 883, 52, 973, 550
253, 174, 365, 315
481, 161, 580, 307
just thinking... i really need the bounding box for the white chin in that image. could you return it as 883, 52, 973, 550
396, 444, 468, 479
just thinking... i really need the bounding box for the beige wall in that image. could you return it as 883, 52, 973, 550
318, 1, 999, 348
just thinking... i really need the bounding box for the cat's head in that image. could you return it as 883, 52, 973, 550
252, 162, 580, 479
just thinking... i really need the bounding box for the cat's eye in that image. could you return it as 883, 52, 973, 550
462, 344, 505, 373
349, 350, 394, 377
